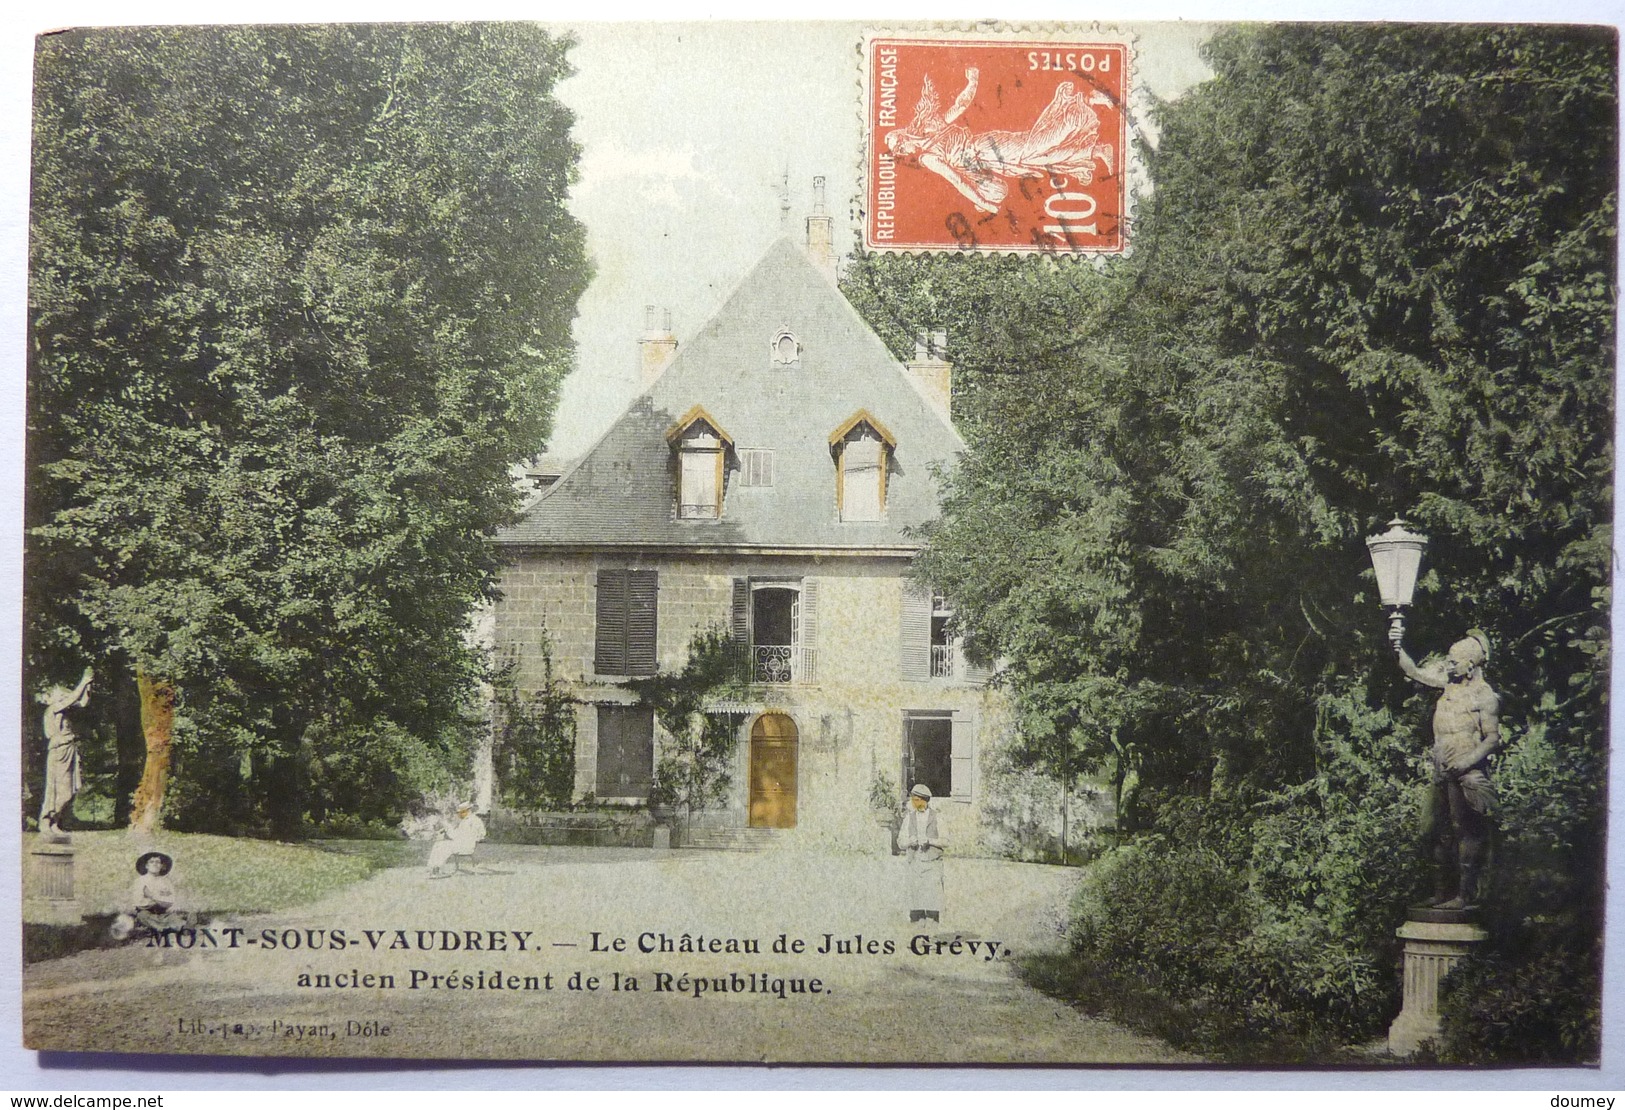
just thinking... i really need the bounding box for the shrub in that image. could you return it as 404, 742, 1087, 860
1071, 838, 1254, 1001
1439, 945, 1601, 1063
1433, 713, 1605, 1063
493, 646, 577, 813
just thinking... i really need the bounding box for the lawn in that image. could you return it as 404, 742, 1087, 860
22, 830, 419, 921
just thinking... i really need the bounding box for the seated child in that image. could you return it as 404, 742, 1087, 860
111, 851, 187, 939
427, 803, 487, 877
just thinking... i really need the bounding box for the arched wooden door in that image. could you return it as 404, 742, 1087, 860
748, 712, 798, 829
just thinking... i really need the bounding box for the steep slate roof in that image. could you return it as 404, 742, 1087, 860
497, 237, 964, 551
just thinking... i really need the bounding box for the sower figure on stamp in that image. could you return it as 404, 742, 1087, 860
1389, 626, 1502, 910
886, 68, 1112, 215
38, 667, 93, 840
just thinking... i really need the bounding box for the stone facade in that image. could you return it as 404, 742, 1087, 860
494, 549, 1004, 852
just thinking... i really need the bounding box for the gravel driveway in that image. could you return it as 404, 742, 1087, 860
24, 845, 1198, 1064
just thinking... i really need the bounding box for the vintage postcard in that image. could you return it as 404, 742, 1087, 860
18, 18, 1614, 1068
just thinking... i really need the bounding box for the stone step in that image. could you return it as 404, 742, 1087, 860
678, 826, 781, 852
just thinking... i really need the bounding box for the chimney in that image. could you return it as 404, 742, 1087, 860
805, 175, 836, 283
640, 305, 677, 386
906, 327, 952, 419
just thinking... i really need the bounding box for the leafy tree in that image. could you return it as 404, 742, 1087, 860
633, 628, 750, 829
27, 24, 589, 834
847, 23, 1613, 1058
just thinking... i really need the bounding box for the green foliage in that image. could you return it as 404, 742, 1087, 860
1438, 945, 1602, 1064
1070, 840, 1253, 1003
975, 745, 1114, 863
1246, 688, 1430, 947
868, 770, 902, 817
26, 24, 590, 829
162, 714, 473, 838
1064, 689, 1428, 1056
632, 628, 749, 822
493, 645, 578, 812
1434, 712, 1605, 1061
848, 23, 1613, 1062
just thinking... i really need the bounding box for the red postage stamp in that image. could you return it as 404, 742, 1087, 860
865, 34, 1131, 255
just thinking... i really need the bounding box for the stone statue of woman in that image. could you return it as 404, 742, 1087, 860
38, 667, 93, 840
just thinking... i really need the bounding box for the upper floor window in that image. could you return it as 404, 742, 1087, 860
732, 577, 819, 684
666, 406, 732, 520
901, 583, 989, 684
829, 410, 896, 522
596, 568, 658, 675
930, 594, 954, 679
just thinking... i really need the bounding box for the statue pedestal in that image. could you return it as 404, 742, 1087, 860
1388, 910, 1487, 1056
26, 839, 81, 926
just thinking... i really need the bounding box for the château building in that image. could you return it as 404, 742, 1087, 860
491, 197, 1005, 851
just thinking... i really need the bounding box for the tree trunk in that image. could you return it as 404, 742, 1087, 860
263, 707, 309, 840
1060, 781, 1070, 860
264, 749, 304, 840
474, 693, 496, 816
1111, 753, 1126, 836
112, 662, 145, 826
129, 669, 175, 834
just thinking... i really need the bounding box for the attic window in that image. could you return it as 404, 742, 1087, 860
770, 330, 802, 369
829, 410, 896, 523
739, 448, 775, 487
666, 406, 733, 520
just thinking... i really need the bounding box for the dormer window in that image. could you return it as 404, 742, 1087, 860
666, 405, 733, 520
770, 329, 802, 369
829, 410, 896, 522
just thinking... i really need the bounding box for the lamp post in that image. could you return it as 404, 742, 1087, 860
1365, 516, 1428, 638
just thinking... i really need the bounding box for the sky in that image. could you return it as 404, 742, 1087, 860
545, 20, 1217, 459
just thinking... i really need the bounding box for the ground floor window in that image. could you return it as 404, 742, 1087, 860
903, 713, 954, 799
596, 705, 654, 799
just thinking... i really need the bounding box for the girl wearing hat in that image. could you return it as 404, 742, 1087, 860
111, 851, 183, 940
901, 784, 946, 923
132, 851, 177, 915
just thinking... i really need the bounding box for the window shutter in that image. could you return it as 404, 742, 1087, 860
731, 578, 750, 642
901, 716, 915, 790
800, 579, 818, 682
950, 711, 975, 799
841, 435, 883, 521
900, 583, 931, 680
626, 570, 658, 675
878, 443, 890, 513
596, 706, 654, 799
964, 651, 992, 685
595, 570, 627, 675
756, 449, 774, 486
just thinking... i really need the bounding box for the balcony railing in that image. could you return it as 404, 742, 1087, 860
727, 641, 815, 684
930, 643, 954, 679
754, 644, 797, 683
